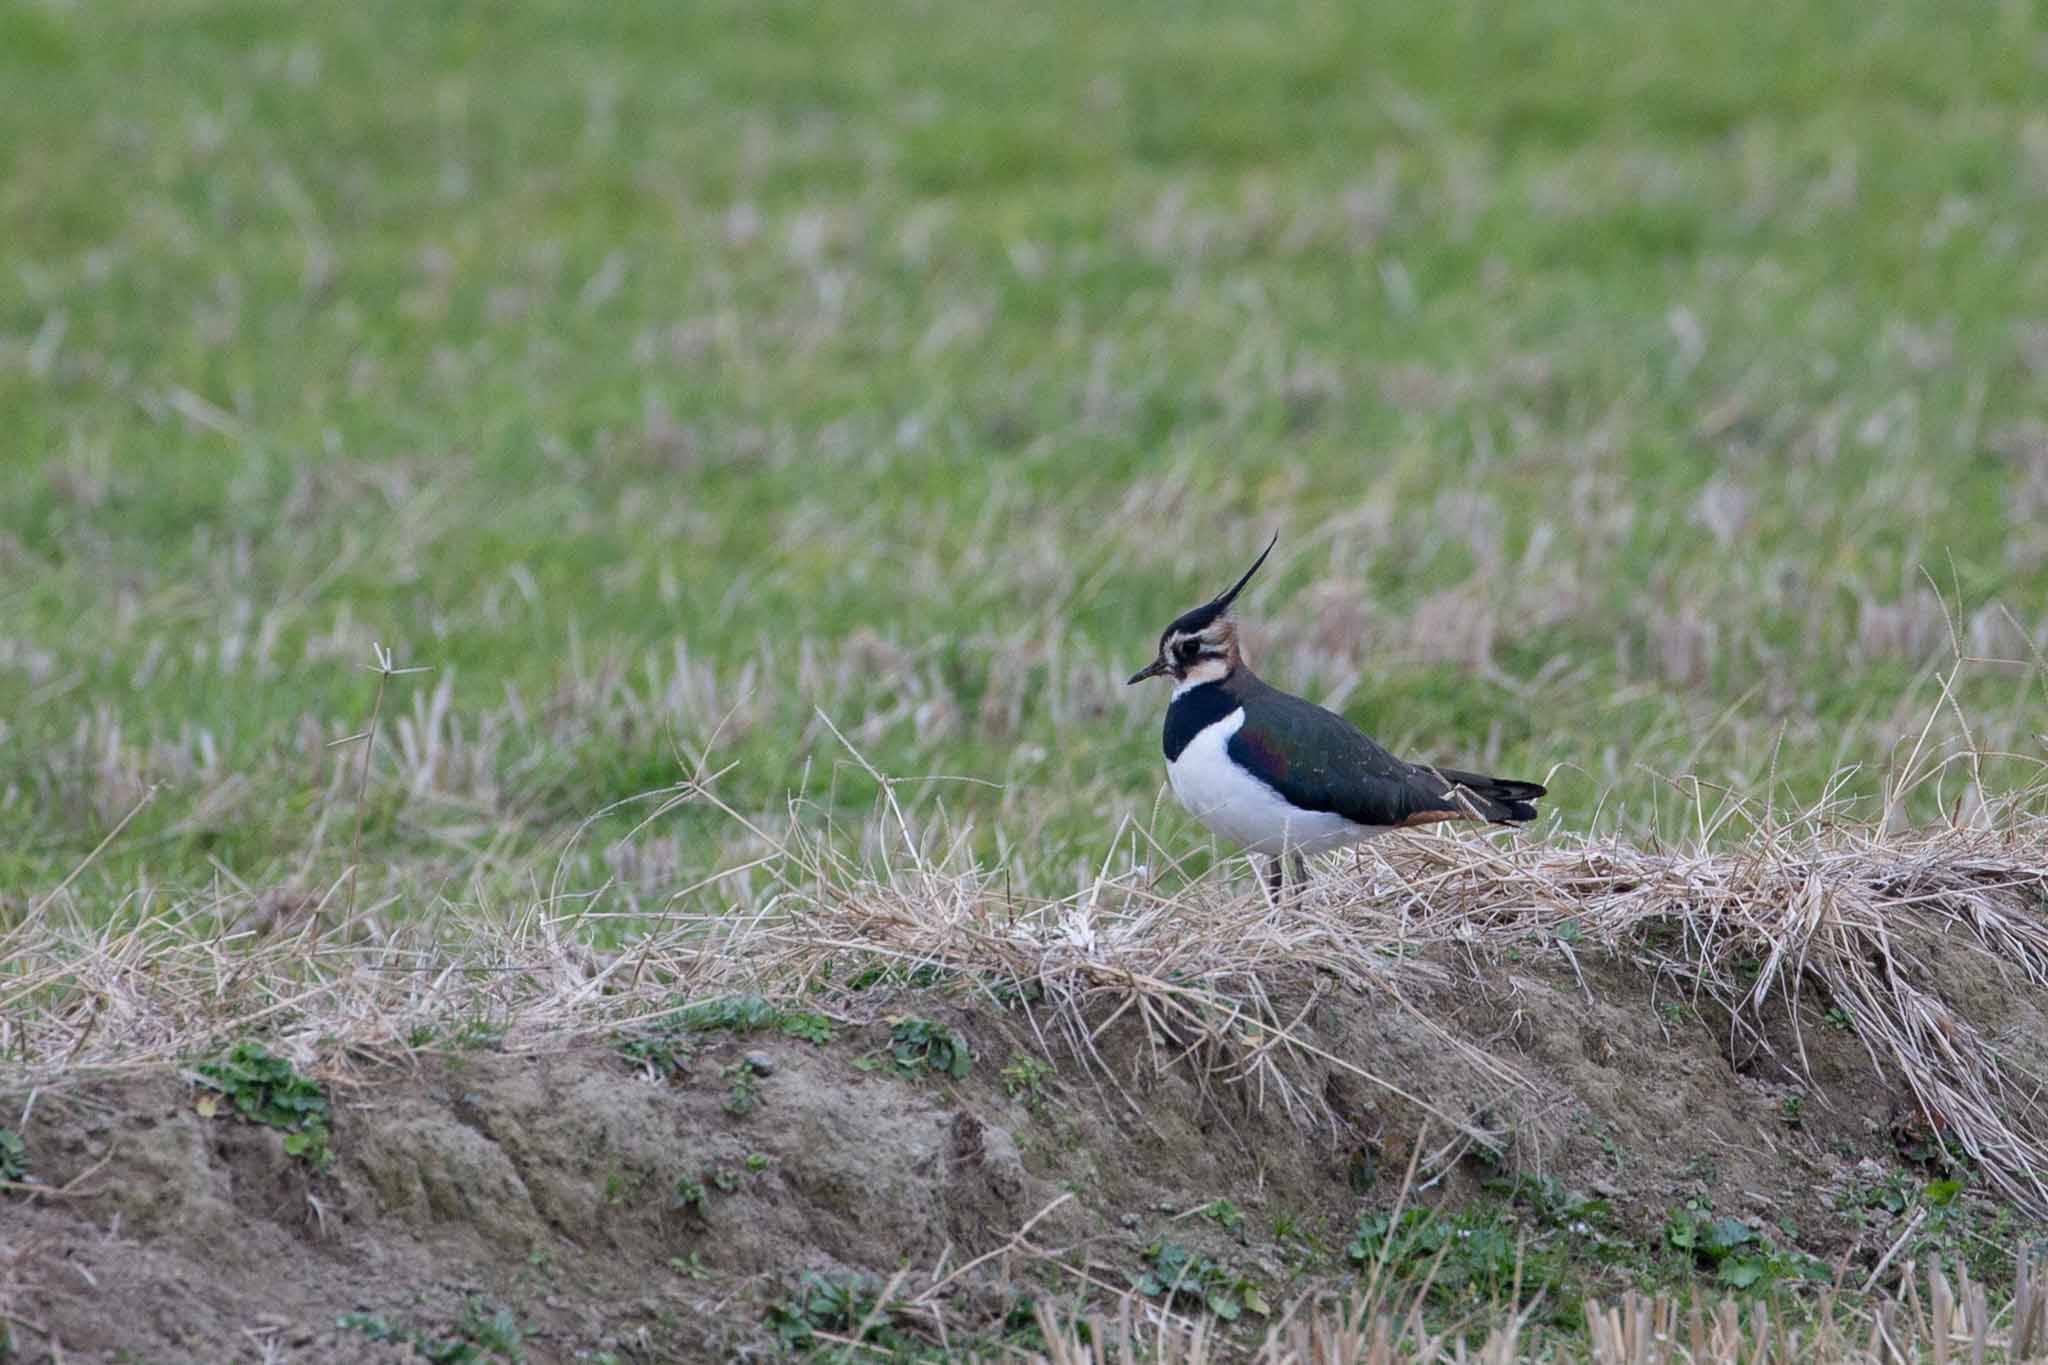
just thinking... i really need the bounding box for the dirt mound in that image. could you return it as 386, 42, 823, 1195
4, 929, 2024, 1363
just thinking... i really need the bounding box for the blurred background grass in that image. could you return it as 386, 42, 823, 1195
4, 0, 2046, 914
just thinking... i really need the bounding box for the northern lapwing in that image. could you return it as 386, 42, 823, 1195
1126, 535, 1546, 896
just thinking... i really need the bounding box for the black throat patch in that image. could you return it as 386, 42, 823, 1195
1161, 680, 1240, 762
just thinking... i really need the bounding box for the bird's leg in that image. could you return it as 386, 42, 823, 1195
1261, 856, 1285, 902
1287, 850, 1307, 895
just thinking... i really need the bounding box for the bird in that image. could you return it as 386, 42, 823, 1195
1126, 534, 1547, 897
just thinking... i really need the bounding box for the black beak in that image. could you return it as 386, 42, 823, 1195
1126, 658, 1167, 685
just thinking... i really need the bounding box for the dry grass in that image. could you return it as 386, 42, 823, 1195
1024, 1255, 2048, 1363
7, 684, 2047, 1202
6, 679, 2048, 1361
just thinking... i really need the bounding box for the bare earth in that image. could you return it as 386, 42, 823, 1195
10, 925, 2037, 1363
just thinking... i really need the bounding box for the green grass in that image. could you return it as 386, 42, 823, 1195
4, 0, 2047, 915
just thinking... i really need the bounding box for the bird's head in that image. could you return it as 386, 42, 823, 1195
1125, 534, 1276, 689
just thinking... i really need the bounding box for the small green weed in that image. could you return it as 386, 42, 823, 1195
1664, 1204, 1828, 1291
1893, 1114, 1977, 1173
990, 978, 1047, 1009
1598, 1128, 1626, 1173
1271, 1209, 1316, 1248
411, 1328, 481, 1361
1347, 1206, 1527, 1303
456, 1297, 525, 1360
675, 1162, 755, 1218
680, 995, 784, 1033
602, 1166, 641, 1205
768, 1272, 915, 1352
889, 1017, 971, 1079
670, 1251, 713, 1280
1269, 1209, 1332, 1268
1001, 1054, 1055, 1106
843, 962, 951, 993
1846, 1171, 1917, 1219
999, 1292, 1048, 1353
1343, 1193, 1616, 1324
1199, 1198, 1246, 1238
616, 1031, 693, 1079
1132, 1241, 1270, 1321
621, 997, 831, 1075
1824, 1006, 1856, 1033
0, 1128, 26, 1185
1841, 1171, 2025, 1292
338, 1311, 398, 1341
721, 1061, 761, 1115
338, 1298, 525, 1363
677, 994, 835, 1042
673, 1175, 709, 1216
1487, 1173, 1610, 1231
450, 1017, 507, 1052
194, 1042, 333, 1171
780, 1011, 836, 1045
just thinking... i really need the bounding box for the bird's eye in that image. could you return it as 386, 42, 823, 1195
1175, 639, 1202, 663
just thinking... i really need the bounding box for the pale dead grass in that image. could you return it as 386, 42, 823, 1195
6, 665, 2048, 1362
12, 470, 2047, 861
6, 681, 2048, 1207
1024, 1254, 2048, 1363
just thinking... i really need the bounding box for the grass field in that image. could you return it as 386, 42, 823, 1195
6, 0, 2048, 904
7, 4, 2048, 1355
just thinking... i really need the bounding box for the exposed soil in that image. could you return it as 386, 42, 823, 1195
3, 935, 2038, 1363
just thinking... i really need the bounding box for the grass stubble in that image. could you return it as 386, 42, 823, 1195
8, 0, 2048, 907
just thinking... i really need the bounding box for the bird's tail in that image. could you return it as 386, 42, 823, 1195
1437, 769, 1547, 824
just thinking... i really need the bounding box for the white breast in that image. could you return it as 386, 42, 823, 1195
1166, 707, 1383, 857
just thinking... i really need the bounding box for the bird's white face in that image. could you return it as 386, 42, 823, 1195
1123, 533, 1275, 690
1128, 618, 1237, 689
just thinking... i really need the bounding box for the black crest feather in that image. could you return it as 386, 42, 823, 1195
1165, 532, 1277, 637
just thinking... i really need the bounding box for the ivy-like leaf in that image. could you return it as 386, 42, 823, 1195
1720, 1257, 1765, 1288
1703, 1216, 1756, 1257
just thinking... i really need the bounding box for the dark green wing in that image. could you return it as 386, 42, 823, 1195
1224, 674, 1544, 827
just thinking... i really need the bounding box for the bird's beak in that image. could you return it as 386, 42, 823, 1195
1126, 658, 1167, 685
